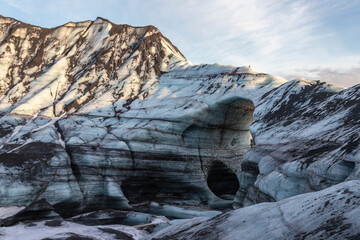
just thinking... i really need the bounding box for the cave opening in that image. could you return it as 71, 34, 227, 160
122, 97, 255, 205
207, 161, 240, 200
121, 177, 159, 204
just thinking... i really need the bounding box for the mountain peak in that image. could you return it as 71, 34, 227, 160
0, 15, 188, 117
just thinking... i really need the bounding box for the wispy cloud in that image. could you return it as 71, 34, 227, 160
284, 63, 360, 88
4, 0, 33, 14
138, 0, 360, 72
145, 0, 323, 61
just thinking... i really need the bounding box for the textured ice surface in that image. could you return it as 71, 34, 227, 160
236, 80, 360, 207
0, 220, 146, 240
149, 181, 360, 240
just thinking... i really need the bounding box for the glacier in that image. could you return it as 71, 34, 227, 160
0, 14, 359, 239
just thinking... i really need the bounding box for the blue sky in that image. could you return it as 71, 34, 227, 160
1, 0, 360, 87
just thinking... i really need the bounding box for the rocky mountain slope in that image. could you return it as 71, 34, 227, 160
0, 15, 359, 239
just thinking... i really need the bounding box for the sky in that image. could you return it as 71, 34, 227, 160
0, 0, 359, 87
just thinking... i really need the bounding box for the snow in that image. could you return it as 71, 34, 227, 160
9, 58, 69, 117
0, 221, 147, 240
0, 206, 24, 219
57, 133, 65, 148
31, 114, 65, 133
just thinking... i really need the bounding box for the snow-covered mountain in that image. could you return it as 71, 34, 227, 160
0, 15, 359, 239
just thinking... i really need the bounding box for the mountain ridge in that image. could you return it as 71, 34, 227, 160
0, 15, 188, 118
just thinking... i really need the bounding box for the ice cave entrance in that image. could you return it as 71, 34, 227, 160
207, 161, 239, 200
